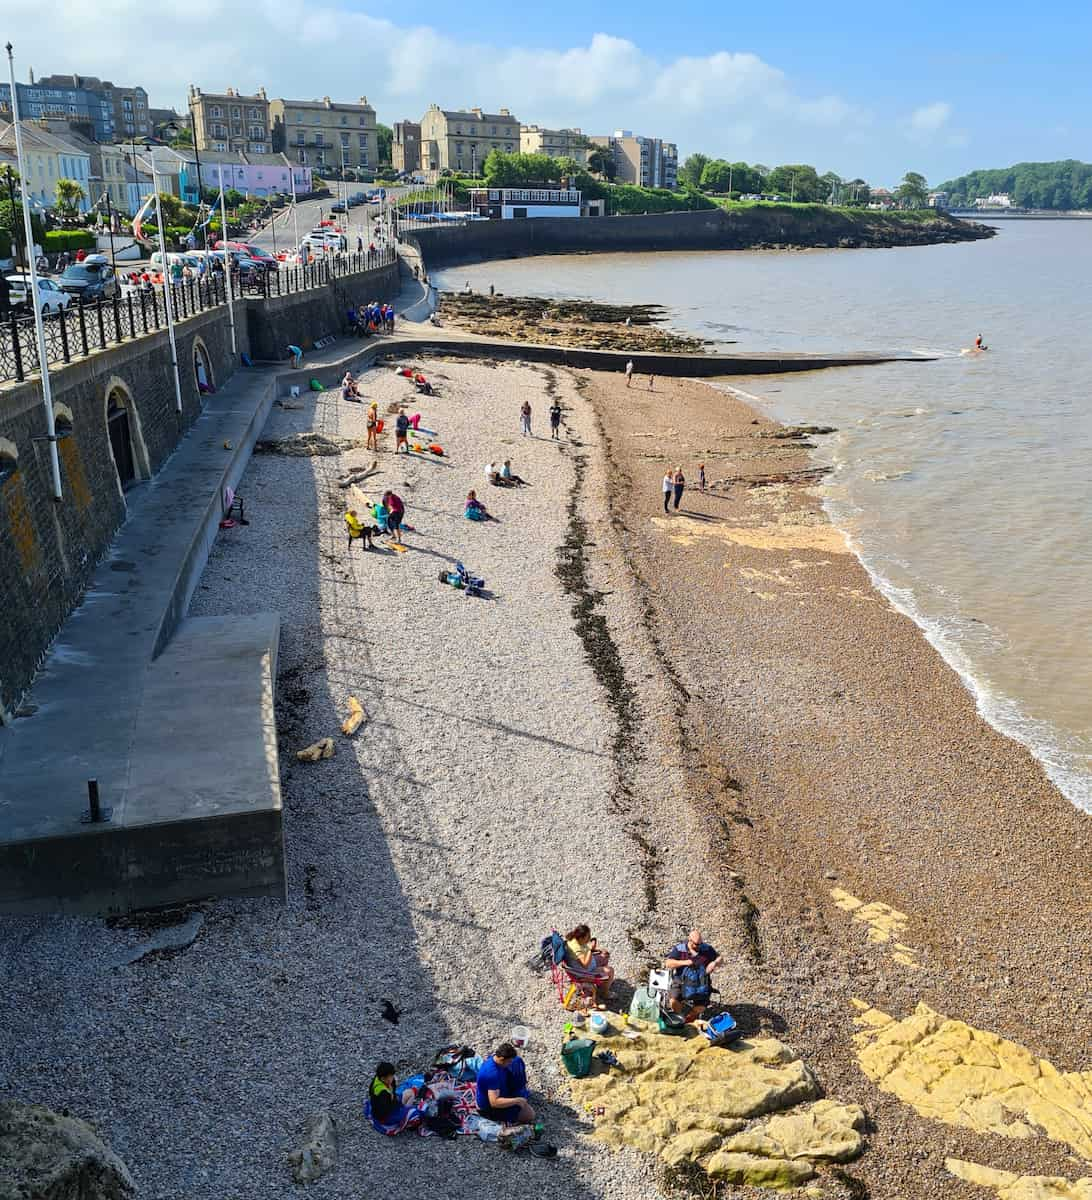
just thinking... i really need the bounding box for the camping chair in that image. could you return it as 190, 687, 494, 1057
541, 931, 611, 1011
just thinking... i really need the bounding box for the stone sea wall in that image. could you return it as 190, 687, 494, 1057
407, 207, 994, 269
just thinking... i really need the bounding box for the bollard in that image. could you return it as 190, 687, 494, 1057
81, 778, 113, 824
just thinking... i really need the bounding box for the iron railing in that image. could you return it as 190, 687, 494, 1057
0, 248, 396, 385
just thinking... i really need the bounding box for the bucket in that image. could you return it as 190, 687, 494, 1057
561, 1037, 595, 1078
375, 419, 384, 433
510, 1025, 531, 1051
589, 1013, 609, 1036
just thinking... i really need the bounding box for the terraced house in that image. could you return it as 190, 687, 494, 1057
188, 86, 271, 155
268, 96, 376, 172
520, 125, 590, 167
419, 105, 521, 177
0, 122, 91, 212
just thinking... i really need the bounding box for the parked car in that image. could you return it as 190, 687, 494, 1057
6, 274, 73, 315
58, 258, 119, 303
213, 241, 278, 271
329, 201, 346, 213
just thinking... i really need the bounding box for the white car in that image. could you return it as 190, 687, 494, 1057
6, 275, 73, 315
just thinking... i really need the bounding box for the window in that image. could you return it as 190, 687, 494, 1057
214, 141, 226, 152
248, 107, 259, 119
315, 134, 324, 147
491, 125, 497, 134
455, 142, 463, 153
249, 125, 264, 139
313, 113, 320, 124
455, 126, 462, 135
340, 115, 347, 125
316, 151, 325, 164
231, 106, 241, 118
210, 105, 222, 118
506, 143, 513, 152
361, 152, 368, 166
358, 133, 367, 148
296, 131, 305, 145
359, 116, 367, 126
251, 143, 267, 154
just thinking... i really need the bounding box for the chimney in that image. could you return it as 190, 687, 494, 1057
499, 108, 510, 116
471, 107, 482, 117
258, 86, 267, 100
28, 68, 35, 84
323, 96, 331, 107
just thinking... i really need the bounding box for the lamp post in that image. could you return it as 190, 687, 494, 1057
189, 107, 208, 253
148, 148, 183, 414
6, 40, 62, 502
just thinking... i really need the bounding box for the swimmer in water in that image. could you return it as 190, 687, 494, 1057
974, 334, 983, 349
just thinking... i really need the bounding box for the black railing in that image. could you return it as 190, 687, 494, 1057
0, 248, 396, 385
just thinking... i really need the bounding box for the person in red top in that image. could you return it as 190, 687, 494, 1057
383, 490, 405, 545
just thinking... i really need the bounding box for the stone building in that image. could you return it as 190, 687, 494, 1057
268, 96, 376, 173
188, 86, 271, 156
519, 125, 589, 166
392, 121, 421, 175
36, 75, 151, 141
588, 131, 678, 188
419, 105, 520, 177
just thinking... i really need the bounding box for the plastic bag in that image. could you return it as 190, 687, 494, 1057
629, 986, 660, 1024
475, 1117, 503, 1142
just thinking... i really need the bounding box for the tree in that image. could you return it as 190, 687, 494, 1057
897, 171, 929, 208
820, 171, 843, 203
766, 164, 822, 202
482, 151, 563, 187
679, 153, 710, 189
168, 126, 194, 150
376, 123, 393, 165
54, 178, 86, 221
223, 189, 245, 209
843, 178, 871, 207
157, 190, 184, 223
586, 145, 616, 180
698, 160, 731, 192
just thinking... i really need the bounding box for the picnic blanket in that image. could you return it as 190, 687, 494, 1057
364, 1071, 480, 1138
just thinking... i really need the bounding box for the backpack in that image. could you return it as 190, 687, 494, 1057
679, 961, 712, 1003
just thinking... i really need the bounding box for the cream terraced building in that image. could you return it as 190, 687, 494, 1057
419, 105, 520, 177
188, 86, 271, 155
519, 125, 589, 166
268, 96, 376, 172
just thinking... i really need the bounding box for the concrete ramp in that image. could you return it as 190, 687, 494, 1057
0, 368, 286, 914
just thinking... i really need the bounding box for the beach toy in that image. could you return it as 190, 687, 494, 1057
429, 444, 443, 456
589, 1013, 609, 1036
375, 419, 384, 433
510, 1025, 531, 1050
309, 379, 323, 391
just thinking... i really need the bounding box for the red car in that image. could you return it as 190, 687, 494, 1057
213, 240, 278, 271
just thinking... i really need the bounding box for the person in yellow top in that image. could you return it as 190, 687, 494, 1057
344, 508, 373, 551
564, 923, 614, 1003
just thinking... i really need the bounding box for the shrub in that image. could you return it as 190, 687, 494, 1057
43, 229, 97, 252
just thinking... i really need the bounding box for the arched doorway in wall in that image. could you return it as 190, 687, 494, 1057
193, 339, 215, 399
106, 387, 137, 490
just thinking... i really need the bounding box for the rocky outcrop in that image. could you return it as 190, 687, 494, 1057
854, 1001, 1092, 1160
565, 1028, 866, 1187
286, 1111, 337, 1184
947, 1158, 1092, 1199
0, 1101, 136, 1200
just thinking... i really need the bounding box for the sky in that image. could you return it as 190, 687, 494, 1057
8, 0, 1092, 185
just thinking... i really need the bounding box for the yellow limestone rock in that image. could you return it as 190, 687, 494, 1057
831, 888, 919, 967
295, 737, 335, 762
855, 1003, 1092, 1161
947, 1158, 1092, 1199
704, 1151, 815, 1189
340, 696, 365, 736
721, 1100, 866, 1163
566, 1028, 866, 1188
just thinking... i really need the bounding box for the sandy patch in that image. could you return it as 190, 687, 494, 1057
652, 515, 849, 555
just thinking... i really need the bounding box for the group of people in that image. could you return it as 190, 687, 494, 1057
519, 398, 564, 440
364, 926, 723, 1142
661, 462, 707, 512
486, 461, 528, 488
348, 301, 395, 337
344, 489, 406, 549
625, 360, 655, 391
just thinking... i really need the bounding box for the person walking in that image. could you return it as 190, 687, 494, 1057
520, 398, 532, 436
698, 462, 706, 493
672, 466, 686, 511
549, 399, 562, 439
395, 408, 411, 454
625, 359, 634, 388
662, 469, 674, 513
648, 374, 655, 392
366, 402, 379, 451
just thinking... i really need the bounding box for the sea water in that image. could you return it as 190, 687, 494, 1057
436, 222, 1092, 810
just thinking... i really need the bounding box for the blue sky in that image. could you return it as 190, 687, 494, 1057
8, 0, 1090, 184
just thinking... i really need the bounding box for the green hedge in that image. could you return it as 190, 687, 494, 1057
43, 229, 97, 251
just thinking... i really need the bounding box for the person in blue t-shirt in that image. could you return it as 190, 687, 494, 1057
664, 928, 722, 1022
475, 1042, 534, 1125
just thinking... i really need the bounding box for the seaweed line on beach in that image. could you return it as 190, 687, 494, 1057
542, 366, 662, 933
571, 371, 767, 968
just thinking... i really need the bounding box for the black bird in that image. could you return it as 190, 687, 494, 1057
381, 999, 401, 1025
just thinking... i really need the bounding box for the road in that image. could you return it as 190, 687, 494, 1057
247, 186, 412, 256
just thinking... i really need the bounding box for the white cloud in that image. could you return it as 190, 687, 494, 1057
908, 101, 953, 137
5, 0, 888, 171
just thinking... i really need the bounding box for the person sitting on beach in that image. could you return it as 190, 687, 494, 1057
564, 924, 614, 1003
475, 1043, 534, 1126
341, 371, 361, 402
366, 1061, 423, 1135
501, 460, 528, 486
372, 498, 390, 534
344, 508, 374, 551
465, 490, 491, 521
664, 928, 722, 1023
486, 461, 513, 487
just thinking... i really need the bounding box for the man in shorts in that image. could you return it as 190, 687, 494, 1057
664, 928, 722, 1022
395, 409, 410, 454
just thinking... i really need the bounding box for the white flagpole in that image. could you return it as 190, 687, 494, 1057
6, 43, 62, 500
290, 163, 301, 262
149, 148, 183, 413
217, 164, 237, 354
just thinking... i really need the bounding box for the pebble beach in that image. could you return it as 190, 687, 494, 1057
1, 351, 1089, 1200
